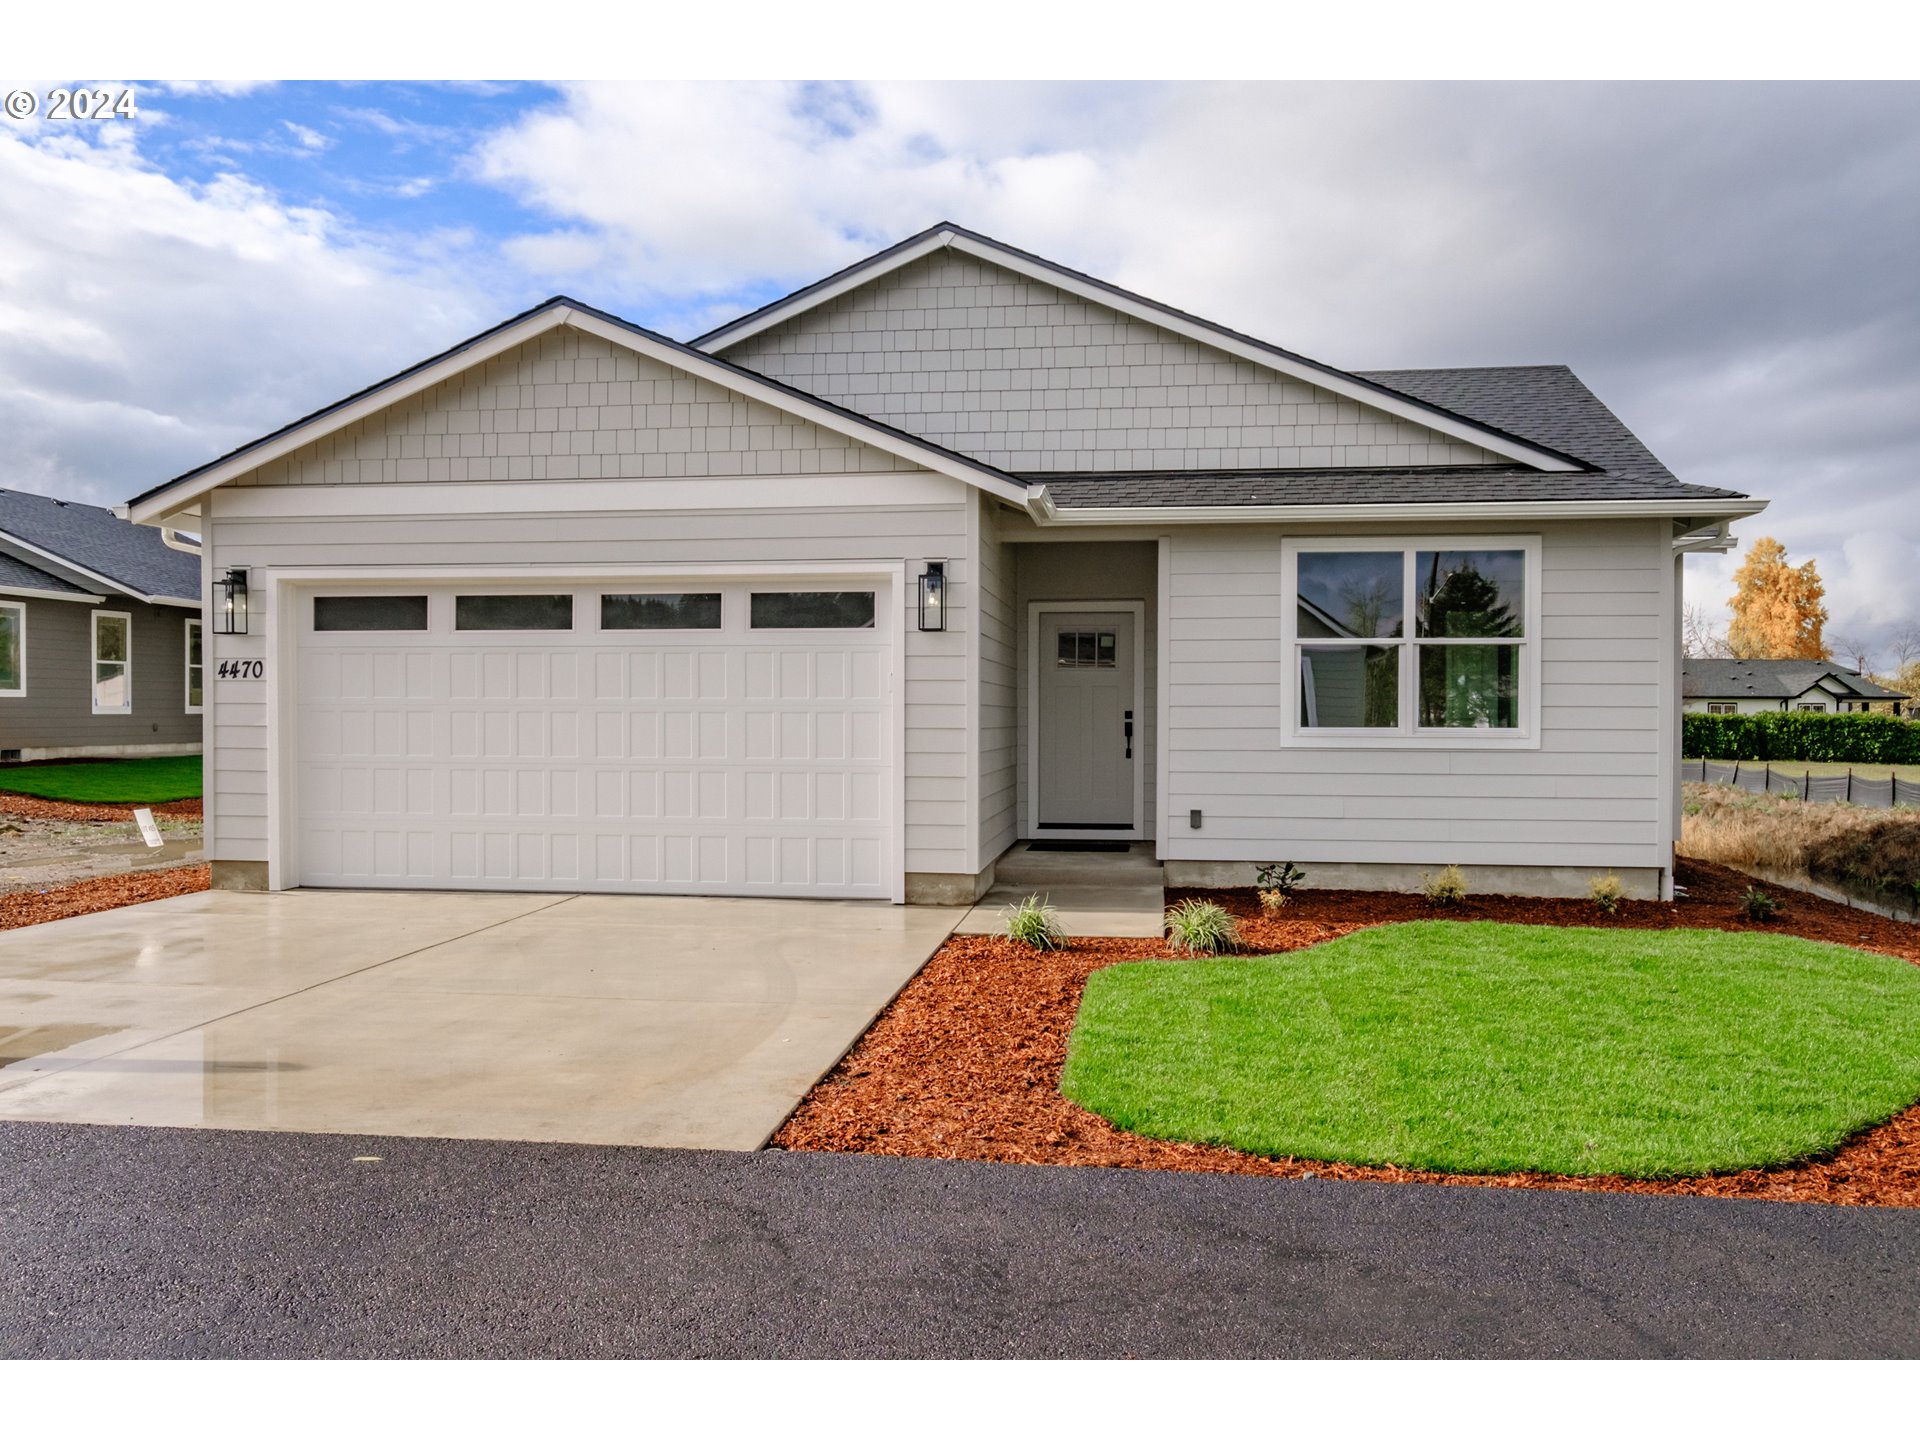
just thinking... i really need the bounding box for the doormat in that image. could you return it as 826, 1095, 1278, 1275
1023, 840, 1132, 853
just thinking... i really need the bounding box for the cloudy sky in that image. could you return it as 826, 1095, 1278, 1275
5, 81, 1917, 658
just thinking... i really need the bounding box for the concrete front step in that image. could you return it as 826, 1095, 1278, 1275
992, 841, 1165, 889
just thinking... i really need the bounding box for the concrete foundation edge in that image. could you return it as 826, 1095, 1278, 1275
3, 743, 204, 762
905, 862, 997, 906
1164, 859, 1665, 902
209, 860, 270, 892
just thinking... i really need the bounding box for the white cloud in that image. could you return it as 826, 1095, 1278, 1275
282, 121, 331, 151
0, 125, 496, 507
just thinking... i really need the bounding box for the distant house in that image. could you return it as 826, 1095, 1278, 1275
0, 489, 203, 761
1682, 658, 1908, 717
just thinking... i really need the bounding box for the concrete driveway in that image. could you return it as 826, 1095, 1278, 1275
0, 889, 961, 1149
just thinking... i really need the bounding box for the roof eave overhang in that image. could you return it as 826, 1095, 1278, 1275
1023, 490, 1769, 527
0, 583, 105, 603
0, 529, 185, 606
695, 226, 1585, 475
126, 303, 1027, 525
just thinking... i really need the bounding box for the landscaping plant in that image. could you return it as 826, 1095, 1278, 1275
1588, 873, 1625, 916
1255, 860, 1307, 912
1002, 894, 1068, 951
1740, 886, 1782, 922
1421, 864, 1469, 906
1164, 898, 1240, 955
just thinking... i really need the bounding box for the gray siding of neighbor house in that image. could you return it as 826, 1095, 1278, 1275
233, 326, 921, 487
0, 594, 202, 752
1013, 538, 1159, 841
719, 251, 1503, 474
1161, 517, 1672, 876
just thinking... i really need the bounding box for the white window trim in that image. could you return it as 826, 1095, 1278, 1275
185, 618, 204, 715
91, 609, 133, 715
0, 600, 24, 698
1280, 535, 1543, 750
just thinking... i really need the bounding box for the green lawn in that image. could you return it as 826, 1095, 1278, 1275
1060, 922, 1920, 1178
0, 754, 203, 803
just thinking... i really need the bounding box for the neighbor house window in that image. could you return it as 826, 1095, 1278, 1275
92, 610, 132, 714
0, 602, 23, 698
185, 620, 204, 714
1796, 702, 1825, 712
1706, 703, 1737, 715
749, 591, 876, 629
1287, 540, 1535, 741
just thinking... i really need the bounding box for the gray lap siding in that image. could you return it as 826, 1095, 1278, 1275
0, 594, 201, 753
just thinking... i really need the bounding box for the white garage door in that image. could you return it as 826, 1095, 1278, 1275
293, 583, 893, 898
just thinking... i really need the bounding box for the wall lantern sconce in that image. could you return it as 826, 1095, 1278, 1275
214, 567, 250, 635
917, 561, 946, 632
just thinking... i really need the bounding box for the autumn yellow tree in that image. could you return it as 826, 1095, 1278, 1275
1726, 537, 1829, 660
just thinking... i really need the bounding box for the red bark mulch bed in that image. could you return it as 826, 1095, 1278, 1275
0, 865, 210, 932
774, 858, 1920, 1208
0, 792, 203, 823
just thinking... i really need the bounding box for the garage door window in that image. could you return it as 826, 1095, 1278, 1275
749, 591, 876, 629
601, 593, 722, 630
455, 594, 574, 631
314, 595, 430, 632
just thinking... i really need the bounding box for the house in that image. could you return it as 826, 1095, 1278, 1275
121, 222, 1764, 902
1682, 658, 1908, 716
1, 489, 203, 762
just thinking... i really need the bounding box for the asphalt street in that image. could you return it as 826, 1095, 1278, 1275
2, 1121, 1914, 1358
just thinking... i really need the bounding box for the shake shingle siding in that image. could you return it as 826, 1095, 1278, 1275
722, 252, 1502, 474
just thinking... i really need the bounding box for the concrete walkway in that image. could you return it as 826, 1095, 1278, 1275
957, 841, 1165, 938
0, 889, 961, 1150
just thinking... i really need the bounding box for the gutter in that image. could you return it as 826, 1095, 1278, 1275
1023, 489, 1769, 527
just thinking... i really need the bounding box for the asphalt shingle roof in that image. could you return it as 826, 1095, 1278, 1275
0, 550, 92, 596
1682, 659, 1909, 702
1037, 366, 1747, 510
0, 489, 201, 601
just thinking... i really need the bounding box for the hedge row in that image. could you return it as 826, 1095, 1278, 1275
1683, 711, 1920, 764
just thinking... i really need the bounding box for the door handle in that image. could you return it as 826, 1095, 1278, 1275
1124, 709, 1134, 760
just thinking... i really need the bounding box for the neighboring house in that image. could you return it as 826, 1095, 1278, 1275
1, 489, 203, 762
1682, 658, 1909, 717
122, 222, 1763, 902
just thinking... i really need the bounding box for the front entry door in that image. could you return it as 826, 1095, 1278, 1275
1035, 609, 1137, 830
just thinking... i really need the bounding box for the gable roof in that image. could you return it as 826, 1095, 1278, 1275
0, 488, 199, 603
1036, 365, 1749, 512
692, 221, 1588, 475
1683, 659, 1910, 702
125, 296, 1031, 523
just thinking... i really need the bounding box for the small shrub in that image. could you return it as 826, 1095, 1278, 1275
1421, 864, 1469, 906
1589, 872, 1625, 915
1002, 893, 1067, 951
1740, 886, 1782, 922
1255, 860, 1307, 912
1165, 898, 1240, 955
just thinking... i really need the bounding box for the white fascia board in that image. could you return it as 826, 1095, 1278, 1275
1028, 495, 1771, 526
128, 302, 1024, 525
692, 231, 955, 353
697, 226, 1578, 474
558, 310, 1025, 503
0, 584, 104, 602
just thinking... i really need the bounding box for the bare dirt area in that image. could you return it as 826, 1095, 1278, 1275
774, 858, 1920, 1208
0, 793, 204, 897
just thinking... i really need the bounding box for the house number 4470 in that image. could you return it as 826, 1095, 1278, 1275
216, 659, 265, 680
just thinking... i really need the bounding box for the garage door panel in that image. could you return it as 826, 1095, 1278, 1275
297, 582, 894, 898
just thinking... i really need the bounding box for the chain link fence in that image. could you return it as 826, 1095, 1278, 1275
1683, 759, 1920, 809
